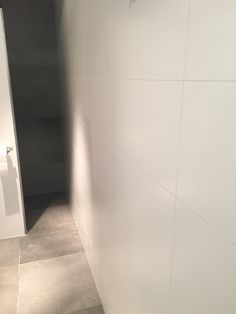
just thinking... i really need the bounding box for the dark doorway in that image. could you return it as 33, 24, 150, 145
0, 0, 68, 228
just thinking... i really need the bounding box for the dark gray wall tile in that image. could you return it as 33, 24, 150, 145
10, 66, 62, 117
22, 162, 66, 196
3, 9, 58, 66
1, 0, 54, 10
1, 2, 67, 196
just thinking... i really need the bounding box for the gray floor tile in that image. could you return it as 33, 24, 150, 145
26, 205, 74, 231
0, 265, 18, 314
18, 252, 101, 314
69, 305, 105, 314
25, 193, 73, 231
0, 237, 20, 267
20, 223, 84, 264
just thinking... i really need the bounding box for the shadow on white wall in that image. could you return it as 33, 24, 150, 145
1, 155, 20, 215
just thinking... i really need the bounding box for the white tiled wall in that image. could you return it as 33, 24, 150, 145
56, 0, 236, 313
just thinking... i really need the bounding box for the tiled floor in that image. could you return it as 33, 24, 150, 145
0, 193, 104, 314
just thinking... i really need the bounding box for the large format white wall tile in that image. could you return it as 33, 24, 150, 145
100, 233, 169, 314
72, 115, 90, 167
76, 182, 112, 255
83, 0, 112, 27
178, 82, 236, 244
112, 0, 189, 80
171, 201, 236, 314
57, 0, 236, 313
89, 132, 112, 197
112, 80, 182, 193
88, 185, 114, 251
185, 0, 236, 80
75, 122, 112, 198
83, 7, 112, 79
83, 78, 112, 143
69, 0, 84, 36
130, 255, 170, 314
68, 78, 85, 121
112, 150, 175, 284
70, 30, 86, 78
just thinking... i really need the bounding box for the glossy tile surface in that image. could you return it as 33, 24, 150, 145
178, 82, 236, 244
171, 201, 236, 314
83, 79, 111, 143
82, 7, 111, 79
112, 0, 189, 80
185, 0, 236, 80
112, 151, 175, 284
112, 80, 182, 193
69, 0, 84, 36
70, 31, 86, 78
56, 0, 236, 313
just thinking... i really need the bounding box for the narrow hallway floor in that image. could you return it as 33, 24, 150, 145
0, 193, 104, 314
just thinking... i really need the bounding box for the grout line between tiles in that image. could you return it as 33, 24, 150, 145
169, 0, 192, 311
77, 110, 236, 249
175, 197, 236, 248
70, 188, 105, 311
66, 77, 236, 83
112, 144, 177, 196
75, 76, 236, 251
76, 112, 175, 200
75, 153, 111, 205
168, 81, 186, 314
20, 251, 86, 266
76, 113, 176, 201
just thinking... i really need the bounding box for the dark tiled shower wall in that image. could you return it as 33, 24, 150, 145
1, 0, 67, 196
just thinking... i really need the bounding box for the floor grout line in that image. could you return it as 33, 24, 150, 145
19, 248, 85, 266
1, 196, 104, 314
